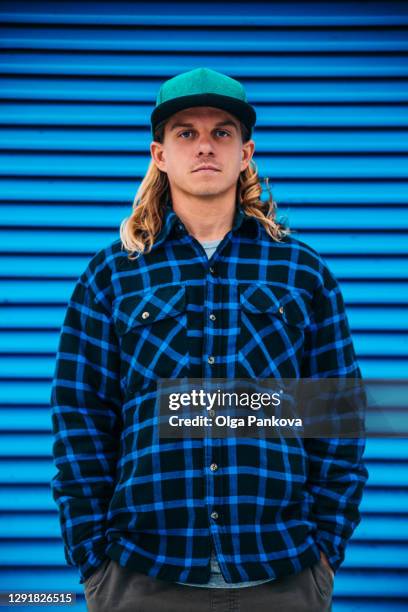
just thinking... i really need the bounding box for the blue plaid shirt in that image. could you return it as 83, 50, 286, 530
50, 199, 368, 585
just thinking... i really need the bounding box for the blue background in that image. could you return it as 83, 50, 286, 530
0, 1, 407, 610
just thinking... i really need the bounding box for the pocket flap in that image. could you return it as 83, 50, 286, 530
113, 284, 186, 336
239, 283, 310, 328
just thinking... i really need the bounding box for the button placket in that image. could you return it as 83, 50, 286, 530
203, 272, 221, 533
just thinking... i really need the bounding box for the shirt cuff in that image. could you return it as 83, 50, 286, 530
77, 542, 109, 584
315, 531, 346, 574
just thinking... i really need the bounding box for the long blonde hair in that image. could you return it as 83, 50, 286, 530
120, 121, 292, 260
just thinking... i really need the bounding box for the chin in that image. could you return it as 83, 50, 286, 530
189, 183, 232, 198
193, 190, 225, 198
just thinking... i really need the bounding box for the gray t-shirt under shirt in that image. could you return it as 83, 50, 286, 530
175, 237, 275, 589
200, 237, 222, 260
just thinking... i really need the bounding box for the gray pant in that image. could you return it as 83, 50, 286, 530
84, 556, 333, 611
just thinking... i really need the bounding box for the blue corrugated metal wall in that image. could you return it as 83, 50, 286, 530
0, 2, 407, 610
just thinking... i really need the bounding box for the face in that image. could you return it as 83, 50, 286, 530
150, 106, 255, 200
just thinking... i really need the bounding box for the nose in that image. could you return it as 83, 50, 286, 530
196, 132, 215, 156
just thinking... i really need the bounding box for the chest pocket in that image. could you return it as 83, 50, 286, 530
113, 284, 189, 397
238, 283, 310, 378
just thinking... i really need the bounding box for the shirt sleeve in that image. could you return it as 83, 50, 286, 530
301, 266, 369, 574
50, 274, 122, 584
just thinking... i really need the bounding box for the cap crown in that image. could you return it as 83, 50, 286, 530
155, 68, 248, 106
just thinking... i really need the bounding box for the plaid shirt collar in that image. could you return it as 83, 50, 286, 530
151, 196, 262, 250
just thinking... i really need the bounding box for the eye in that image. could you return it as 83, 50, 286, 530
178, 130, 193, 138
215, 129, 230, 137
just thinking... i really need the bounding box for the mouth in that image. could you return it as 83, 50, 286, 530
192, 166, 221, 173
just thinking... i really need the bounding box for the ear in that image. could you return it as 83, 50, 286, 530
240, 139, 255, 172
150, 141, 167, 173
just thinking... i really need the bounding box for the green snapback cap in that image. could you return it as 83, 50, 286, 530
150, 67, 256, 139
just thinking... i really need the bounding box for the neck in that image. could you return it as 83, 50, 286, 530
169, 189, 237, 242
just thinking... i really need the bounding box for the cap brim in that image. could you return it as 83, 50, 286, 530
151, 93, 256, 137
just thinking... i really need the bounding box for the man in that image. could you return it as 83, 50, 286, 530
50, 67, 368, 611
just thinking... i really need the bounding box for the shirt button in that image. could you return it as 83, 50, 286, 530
141, 311, 150, 319
208, 356, 215, 365
209, 313, 216, 321
210, 463, 218, 471
278, 306, 284, 314
210, 511, 219, 520
209, 267, 216, 275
